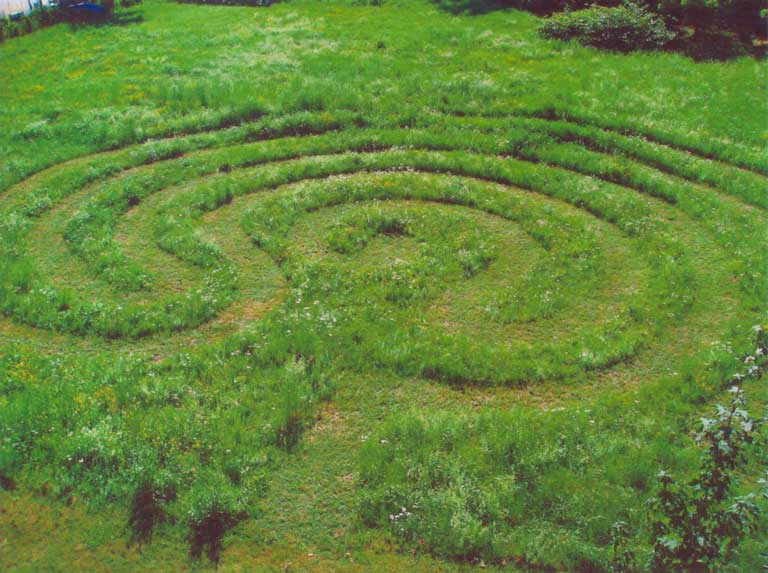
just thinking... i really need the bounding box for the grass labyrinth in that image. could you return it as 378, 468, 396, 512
0, 2, 767, 571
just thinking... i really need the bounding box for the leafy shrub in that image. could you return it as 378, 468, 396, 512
539, 4, 675, 52
645, 325, 768, 572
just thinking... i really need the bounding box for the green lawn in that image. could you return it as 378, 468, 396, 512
0, 1, 766, 571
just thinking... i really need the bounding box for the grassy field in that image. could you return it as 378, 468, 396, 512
0, 1, 767, 571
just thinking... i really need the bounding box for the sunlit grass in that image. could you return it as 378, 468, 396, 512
0, 1, 766, 571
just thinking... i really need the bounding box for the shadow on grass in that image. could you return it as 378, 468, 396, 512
189, 512, 242, 567
668, 30, 767, 62
127, 482, 164, 547
431, 0, 510, 15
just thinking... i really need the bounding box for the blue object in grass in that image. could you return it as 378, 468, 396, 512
69, 3, 105, 11
61, 2, 107, 18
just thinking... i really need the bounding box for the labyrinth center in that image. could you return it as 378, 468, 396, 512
1, 111, 765, 388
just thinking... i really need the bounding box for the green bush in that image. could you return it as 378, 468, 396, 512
645, 326, 768, 572
539, 4, 675, 52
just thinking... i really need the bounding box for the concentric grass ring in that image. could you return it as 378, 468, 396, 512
1, 112, 765, 385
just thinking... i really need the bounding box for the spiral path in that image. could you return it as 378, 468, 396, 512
1, 110, 766, 385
